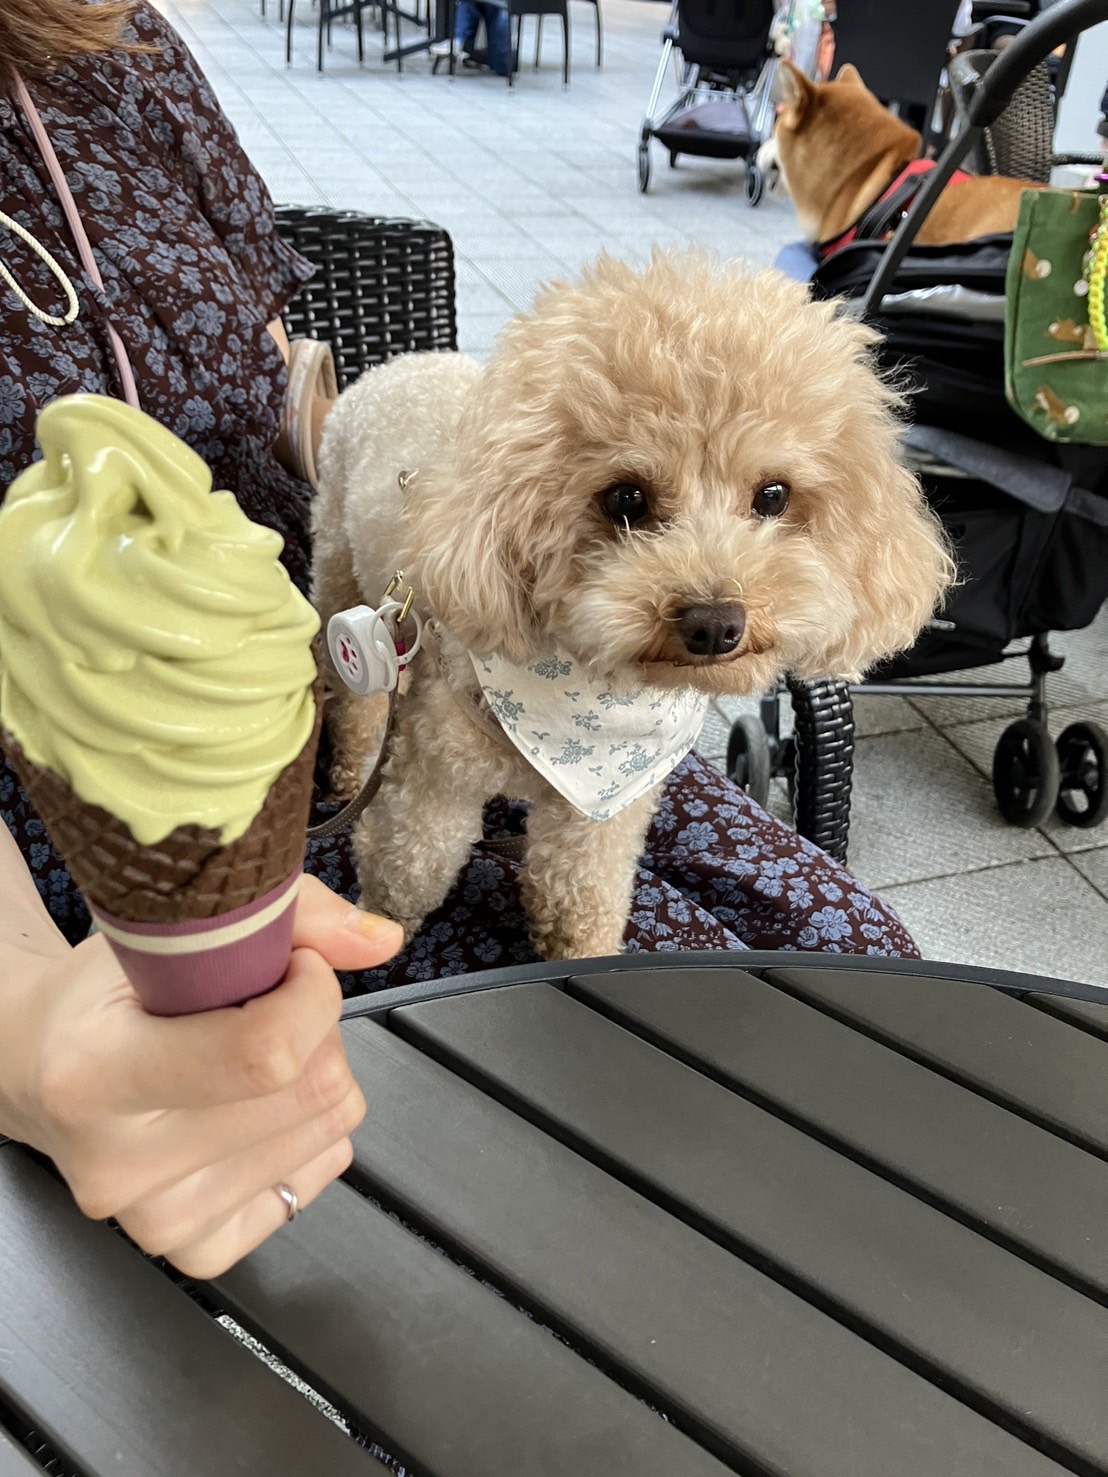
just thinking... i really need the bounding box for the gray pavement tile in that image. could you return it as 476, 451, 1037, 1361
1071, 847, 1108, 901
455, 311, 511, 357
880, 857, 1108, 991
448, 223, 546, 252
848, 694, 930, 738
846, 727, 1054, 891
452, 278, 518, 313
697, 705, 735, 765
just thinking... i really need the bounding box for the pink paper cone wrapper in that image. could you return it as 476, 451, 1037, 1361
89, 871, 302, 1015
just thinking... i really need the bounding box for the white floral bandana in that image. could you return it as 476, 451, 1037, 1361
470, 651, 709, 821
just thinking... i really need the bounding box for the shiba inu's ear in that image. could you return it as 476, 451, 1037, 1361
778, 60, 815, 126
835, 62, 865, 87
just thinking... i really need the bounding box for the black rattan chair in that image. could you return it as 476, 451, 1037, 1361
275, 207, 457, 386
726, 678, 855, 864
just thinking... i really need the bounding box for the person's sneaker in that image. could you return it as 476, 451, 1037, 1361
461, 47, 488, 68
429, 38, 453, 56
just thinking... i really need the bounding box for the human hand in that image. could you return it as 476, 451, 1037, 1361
7, 875, 401, 1278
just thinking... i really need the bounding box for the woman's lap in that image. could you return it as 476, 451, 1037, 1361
308, 750, 918, 995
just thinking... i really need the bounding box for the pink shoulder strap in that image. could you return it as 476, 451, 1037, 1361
13, 72, 140, 410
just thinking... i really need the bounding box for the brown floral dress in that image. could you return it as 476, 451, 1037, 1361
0, 2, 918, 978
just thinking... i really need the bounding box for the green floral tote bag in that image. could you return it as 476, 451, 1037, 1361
1004, 186, 1108, 445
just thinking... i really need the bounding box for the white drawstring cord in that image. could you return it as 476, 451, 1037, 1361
0, 206, 80, 326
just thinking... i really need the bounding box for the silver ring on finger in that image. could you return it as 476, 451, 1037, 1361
274, 1182, 299, 1223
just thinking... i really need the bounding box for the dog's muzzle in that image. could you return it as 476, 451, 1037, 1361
675, 603, 746, 659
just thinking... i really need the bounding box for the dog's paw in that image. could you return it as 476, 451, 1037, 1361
527, 912, 627, 963
328, 758, 365, 802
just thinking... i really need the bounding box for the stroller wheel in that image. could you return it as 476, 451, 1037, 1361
992, 718, 1060, 828
745, 163, 764, 207
727, 714, 772, 809
1055, 721, 1108, 829
637, 136, 652, 194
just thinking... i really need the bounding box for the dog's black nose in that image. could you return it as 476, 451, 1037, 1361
675, 603, 746, 658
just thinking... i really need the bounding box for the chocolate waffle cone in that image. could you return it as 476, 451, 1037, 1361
3, 676, 323, 927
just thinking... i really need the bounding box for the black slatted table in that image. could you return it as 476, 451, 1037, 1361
3, 951, 1108, 1476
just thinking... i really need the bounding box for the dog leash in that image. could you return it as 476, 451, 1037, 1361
305, 687, 399, 840
306, 669, 529, 857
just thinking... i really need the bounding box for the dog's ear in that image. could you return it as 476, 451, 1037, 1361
777, 60, 815, 127
834, 62, 866, 88
800, 455, 955, 683
811, 459, 954, 682
401, 464, 542, 666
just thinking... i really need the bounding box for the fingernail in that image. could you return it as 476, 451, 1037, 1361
345, 908, 402, 941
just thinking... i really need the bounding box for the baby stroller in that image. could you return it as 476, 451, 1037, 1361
637, 0, 785, 201
727, 0, 1108, 834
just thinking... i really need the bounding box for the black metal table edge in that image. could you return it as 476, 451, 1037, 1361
342, 949, 1106, 1021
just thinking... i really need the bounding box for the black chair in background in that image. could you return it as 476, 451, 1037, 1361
506, 0, 571, 86
284, 0, 378, 70
525, 0, 607, 77
576, 0, 603, 67
830, 0, 962, 131
429, 0, 575, 85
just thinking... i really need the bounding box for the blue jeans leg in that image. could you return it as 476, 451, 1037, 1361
454, 0, 480, 51
481, 2, 511, 74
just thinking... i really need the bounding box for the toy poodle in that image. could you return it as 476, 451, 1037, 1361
311, 249, 953, 961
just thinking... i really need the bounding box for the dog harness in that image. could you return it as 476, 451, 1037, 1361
817, 159, 973, 262
470, 651, 708, 822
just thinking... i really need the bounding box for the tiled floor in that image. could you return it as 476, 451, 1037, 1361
161, 0, 1108, 988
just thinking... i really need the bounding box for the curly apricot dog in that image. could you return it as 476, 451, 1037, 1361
312, 250, 953, 960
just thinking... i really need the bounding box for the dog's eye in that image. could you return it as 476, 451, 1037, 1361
752, 480, 791, 518
601, 483, 650, 527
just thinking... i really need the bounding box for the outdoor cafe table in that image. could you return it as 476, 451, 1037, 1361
2, 950, 1108, 1476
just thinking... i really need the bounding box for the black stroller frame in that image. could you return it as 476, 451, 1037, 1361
726, 0, 1108, 847
637, 0, 787, 202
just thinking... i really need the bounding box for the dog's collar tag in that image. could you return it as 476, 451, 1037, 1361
327, 600, 424, 696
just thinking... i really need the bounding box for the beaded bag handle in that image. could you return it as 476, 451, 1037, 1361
1086, 194, 1108, 354
2, 73, 140, 408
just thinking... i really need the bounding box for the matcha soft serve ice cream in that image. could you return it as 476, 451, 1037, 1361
0, 395, 323, 1014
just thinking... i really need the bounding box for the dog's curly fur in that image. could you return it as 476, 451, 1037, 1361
312, 249, 954, 960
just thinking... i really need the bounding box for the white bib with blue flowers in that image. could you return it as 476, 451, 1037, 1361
469, 651, 708, 821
